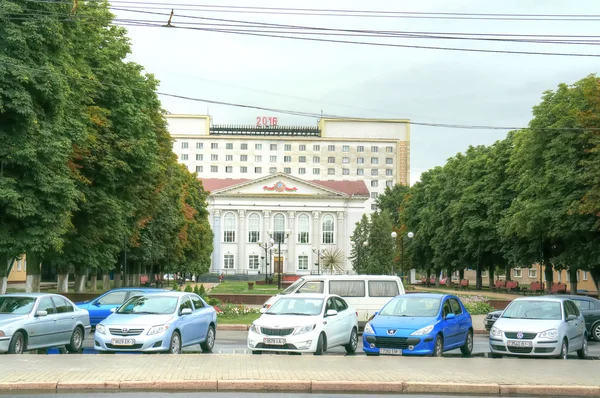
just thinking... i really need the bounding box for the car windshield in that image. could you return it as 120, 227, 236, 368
266, 297, 323, 316
0, 297, 35, 315
501, 301, 562, 320
281, 278, 305, 294
379, 296, 441, 317
117, 296, 178, 315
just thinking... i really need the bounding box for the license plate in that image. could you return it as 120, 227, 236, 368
507, 340, 532, 348
379, 348, 403, 355
111, 338, 135, 346
263, 338, 285, 345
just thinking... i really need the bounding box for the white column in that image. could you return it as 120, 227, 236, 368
337, 211, 346, 272
312, 210, 321, 272
238, 210, 246, 272
212, 210, 221, 271
262, 210, 271, 244
287, 211, 296, 274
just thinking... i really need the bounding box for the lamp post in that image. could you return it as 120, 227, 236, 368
351, 240, 368, 275
311, 247, 323, 275
391, 231, 397, 276
268, 229, 291, 290
399, 232, 415, 283
257, 239, 274, 283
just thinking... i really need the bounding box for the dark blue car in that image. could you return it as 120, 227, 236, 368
362, 293, 473, 357
76, 288, 170, 327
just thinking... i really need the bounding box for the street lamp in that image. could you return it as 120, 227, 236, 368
391, 231, 398, 276
399, 232, 415, 283
312, 247, 324, 275
268, 229, 291, 290
351, 240, 368, 275
257, 239, 274, 283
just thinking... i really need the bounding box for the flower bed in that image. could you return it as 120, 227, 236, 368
459, 295, 495, 315
214, 303, 261, 316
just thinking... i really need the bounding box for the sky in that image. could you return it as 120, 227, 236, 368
111, 0, 600, 184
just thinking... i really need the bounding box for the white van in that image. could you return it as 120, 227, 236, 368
261, 275, 405, 326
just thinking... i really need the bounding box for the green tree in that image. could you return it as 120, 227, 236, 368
349, 214, 370, 274
365, 210, 394, 275
376, 184, 410, 225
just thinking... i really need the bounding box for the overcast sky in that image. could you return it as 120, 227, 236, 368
112, 0, 600, 184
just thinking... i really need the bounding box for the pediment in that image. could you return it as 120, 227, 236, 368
211, 173, 346, 197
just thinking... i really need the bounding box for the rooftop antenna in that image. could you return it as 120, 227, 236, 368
163, 9, 174, 27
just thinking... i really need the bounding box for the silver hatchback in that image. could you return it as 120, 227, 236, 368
489, 296, 587, 359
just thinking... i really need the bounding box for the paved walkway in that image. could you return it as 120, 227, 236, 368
0, 354, 597, 396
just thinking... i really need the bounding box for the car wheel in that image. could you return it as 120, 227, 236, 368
431, 335, 443, 357
200, 325, 215, 353
460, 330, 473, 356
66, 327, 84, 353
314, 333, 325, 356
344, 328, 358, 354
168, 331, 182, 354
251, 350, 262, 355
577, 336, 588, 359
8, 331, 25, 354
593, 323, 600, 341
557, 339, 568, 360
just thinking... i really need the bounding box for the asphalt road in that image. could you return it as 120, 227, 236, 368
39, 331, 600, 358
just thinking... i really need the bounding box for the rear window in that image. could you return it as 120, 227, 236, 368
368, 281, 399, 297
329, 280, 365, 297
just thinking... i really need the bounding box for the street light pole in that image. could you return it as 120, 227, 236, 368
391, 231, 397, 276
257, 239, 274, 283
312, 247, 322, 275
268, 229, 290, 291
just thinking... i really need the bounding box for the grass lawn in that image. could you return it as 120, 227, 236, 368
210, 281, 282, 295
217, 313, 261, 324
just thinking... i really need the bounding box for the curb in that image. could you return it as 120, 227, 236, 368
1, 380, 598, 396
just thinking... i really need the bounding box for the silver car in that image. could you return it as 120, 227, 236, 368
489, 296, 587, 359
0, 293, 91, 354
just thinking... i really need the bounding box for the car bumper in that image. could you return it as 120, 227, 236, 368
0, 336, 10, 354
94, 331, 171, 352
489, 336, 561, 356
362, 333, 435, 356
247, 330, 318, 353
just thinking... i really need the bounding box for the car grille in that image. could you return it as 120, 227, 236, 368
507, 346, 533, 354
256, 343, 298, 350
373, 337, 420, 349
261, 327, 294, 336
105, 343, 144, 349
109, 328, 144, 336
505, 332, 537, 340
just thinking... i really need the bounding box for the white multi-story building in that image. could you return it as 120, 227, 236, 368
167, 115, 410, 275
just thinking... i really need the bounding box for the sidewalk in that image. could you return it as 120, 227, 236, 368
0, 354, 597, 396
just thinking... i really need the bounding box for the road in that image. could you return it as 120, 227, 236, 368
0, 394, 573, 398
39, 331, 600, 358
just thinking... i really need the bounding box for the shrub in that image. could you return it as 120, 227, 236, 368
207, 297, 222, 306
215, 303, 261, 316
171, 281, 179, 291
193, 285, 200, 295
460, 295, 495, 315
184, 284, 193, 292
198, 284, 206, 295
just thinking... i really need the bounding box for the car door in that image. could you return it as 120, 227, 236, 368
440, 299, 459, 348
28, 297, 59, 349
191, 295, 210, 344
567, 300, 585, 349
449, 298, 470, 347
177, 296, 195, 346
334, 297, 354, 344
52, 296, 77, 344
563, 301, 581, 350
90, 290, 128, 325
572, 298, 596, 335
322, 297, 343, 346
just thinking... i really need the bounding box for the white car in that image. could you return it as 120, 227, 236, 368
248, 293, 358, 355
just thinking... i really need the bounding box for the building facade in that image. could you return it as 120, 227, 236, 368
167, 115, 410, 273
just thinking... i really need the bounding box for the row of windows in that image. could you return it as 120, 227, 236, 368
195, 165, 395, 177
222, 212, 335, 244
224, 254, 312, 270
180, 142, 395, 153
181, 154, 394, 165
465, 269, 589, 281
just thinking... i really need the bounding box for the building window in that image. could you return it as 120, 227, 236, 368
241, 143, 248, 150
313, 145, 320, 151
270, 144, 277, 151
371, 180, 378, 187
299, 156, 306, 163
342, 157, 350, 164
328, 168, 335, 175
211, 143, 218, 149
284, 167, 292, 174
386, 146, 393, 153
357, 157, 364, 164
241, 155, 248, 161
528, 268, 537, 278
196, 143, 203, 149
299, 145, 306, 151
371, 204, 377, 210
248, 255, 260, 270
271, 156, 278, 162
386, 180, 393, 187
313, 168, 320, 175
328, 157, 335, 163
181, 142, 188, 149
211, 166, 218, 173
285, 144, 292, 151
322, 214, 335, 244
357, 146, 364, 152
196, 166, 203, 173
16, 260, 22, 271
255, 143, 262, 150
371, 192, 378, 199
299, 168, 306, 174
328, 145, 335, 151
583, 271, 588, 281
386, 169, 393, 176
342, 145, 349, 152
273, 213, 286, 242
481, 270, 488, 278
371, 146, 379, 152
196, 154, 203, 161
211, 154, 218, 161
255, 155, 262, 162
298, 255, 308, 270
313, 156, 320, 163
357, 168, 364, 176
269, 167, 277, 173
298, 214, 309, 243
371, 169, 379, 176
255, 167, 262, 173
224, 254, 234, 269
248, 213, 260, 243
223, 213, 236, 243
371, 157, 379, 165
342, 169, 349, 175
513, 268, 522, 278
226, 143, 233, 150
226, 155, 233, 161
241, 166, 248, 173
225, 166, 233, 173
284, 156, 291, 163
386, 158, 393, 165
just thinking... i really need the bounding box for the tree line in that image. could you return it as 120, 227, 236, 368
369, 75, 600, 294
0, 0, 213, 293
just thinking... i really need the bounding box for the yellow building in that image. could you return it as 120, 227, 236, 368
7, 258, 26, 283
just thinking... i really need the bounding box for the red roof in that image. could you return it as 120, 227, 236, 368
199, 177, 369, 196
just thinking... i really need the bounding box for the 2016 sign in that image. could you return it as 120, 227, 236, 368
256, 117, 279, 127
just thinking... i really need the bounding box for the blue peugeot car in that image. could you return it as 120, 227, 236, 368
76, 288, 170, 327
362, 293, 473, 357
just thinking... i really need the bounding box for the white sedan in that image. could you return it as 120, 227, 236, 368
247, 293, 358, 355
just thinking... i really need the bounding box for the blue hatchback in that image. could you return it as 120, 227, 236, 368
362, 293, 473, 357
76, 288, 170, 327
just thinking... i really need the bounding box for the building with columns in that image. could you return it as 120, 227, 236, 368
167, 115, 410, 274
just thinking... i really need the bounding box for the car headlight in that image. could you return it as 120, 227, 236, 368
250, 323, 260, 334
294, 324, 316, 335
539, 329, 558, 339
96, 324, 106, 335
147, 324, 170, 335
490, 326, 502, 337
411, 325, 434, 336
363, 323, 375, 334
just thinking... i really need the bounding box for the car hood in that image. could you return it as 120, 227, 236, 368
100, 313, 175, 326
255, 314, 320, 328
0, 314, 29, 328
370, 316, 438, 331
493, 317, 561, 332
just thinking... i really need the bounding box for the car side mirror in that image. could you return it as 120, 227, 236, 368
326, 309, 338, 317
93, 301, 101, 307
259, 307, 267, 313
445, 313, 456, 320
181, 308, 193, 316
36, 310, 48, 317
567, 314, 577, 321
110, 307, 117, 313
